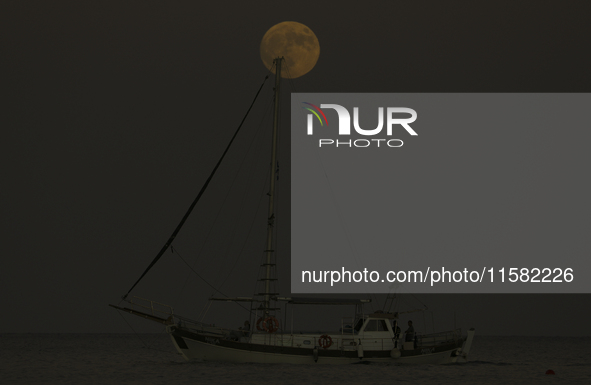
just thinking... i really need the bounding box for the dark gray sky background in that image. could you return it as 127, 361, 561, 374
1, 1, 590, 335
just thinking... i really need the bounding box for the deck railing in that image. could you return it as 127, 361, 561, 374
245, 328, 463, 350
417, 328, 462, 346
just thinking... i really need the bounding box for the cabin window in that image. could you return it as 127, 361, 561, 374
363, 320, 389, 332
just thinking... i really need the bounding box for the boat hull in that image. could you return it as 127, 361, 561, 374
167, 326, 465, 365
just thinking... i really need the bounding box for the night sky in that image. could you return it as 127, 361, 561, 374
1, 1, 590, 335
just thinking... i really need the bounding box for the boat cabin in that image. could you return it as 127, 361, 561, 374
352, 312, 398, 338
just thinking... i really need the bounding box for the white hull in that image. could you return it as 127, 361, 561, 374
167, 326, 474, 365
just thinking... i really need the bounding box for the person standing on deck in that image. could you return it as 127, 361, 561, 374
405, 320, 415, 342
239, 321, 251, 336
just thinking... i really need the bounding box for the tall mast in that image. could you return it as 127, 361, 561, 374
263, 57, 282, 314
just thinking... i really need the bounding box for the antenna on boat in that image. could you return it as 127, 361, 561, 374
262, 57, 283, 315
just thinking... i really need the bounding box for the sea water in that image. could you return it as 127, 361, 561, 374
1, 333, 589, 384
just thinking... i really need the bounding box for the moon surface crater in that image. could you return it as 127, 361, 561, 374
260, 21, 320, 79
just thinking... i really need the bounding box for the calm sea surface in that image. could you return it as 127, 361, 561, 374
1, 334, 589, 384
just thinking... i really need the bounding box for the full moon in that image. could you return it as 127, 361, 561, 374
260, 21, 320, 79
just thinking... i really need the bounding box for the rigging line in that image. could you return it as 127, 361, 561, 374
173, 248, 252, 314
267, 74, 281, 296
179, 80, 274, 291
411, 294, 428, 310
252, 161, 277, 297
214, 168, 271, 294
266, 58, 278, 77
115, 310, 175, 354
253, 79, 283, 298
177, 270, 192, 299
205, 101, 274, 296
116, 310, 148, 348
199, 298, 214, 322
207, 96, 276, 294
271, 61, 288, 296
251, 176, 275, 298
172, 246, 230, 297
122, 74, 270, 299
181, 152, 248, 274
196, 98, 275, 317
251, 60, 282, 300
182, 95, 275, 283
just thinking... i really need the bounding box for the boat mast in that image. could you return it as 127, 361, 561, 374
263, 57, 283, 315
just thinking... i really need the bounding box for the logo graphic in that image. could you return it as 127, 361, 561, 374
301, 102, 328, 130
302, 103, 418, 148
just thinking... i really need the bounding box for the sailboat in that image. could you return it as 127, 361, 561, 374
110, 56, 476, 365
